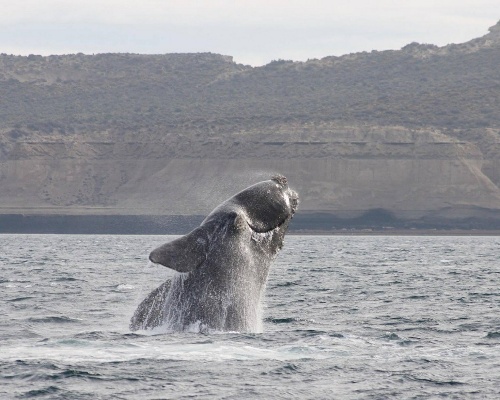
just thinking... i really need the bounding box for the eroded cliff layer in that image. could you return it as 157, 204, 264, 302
1, 125, 500, 225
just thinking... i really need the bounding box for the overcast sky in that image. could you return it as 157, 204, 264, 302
1, 1, 500, 66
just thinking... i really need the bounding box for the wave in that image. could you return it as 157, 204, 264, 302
27, 316, 82, 324
7, 296, 36, 302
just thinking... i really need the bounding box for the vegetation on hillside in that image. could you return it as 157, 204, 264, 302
1, 21, 500, 143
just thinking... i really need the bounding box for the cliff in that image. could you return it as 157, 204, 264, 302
1, 21, 500, 230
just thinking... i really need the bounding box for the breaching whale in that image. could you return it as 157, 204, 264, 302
130, 175, 299, 333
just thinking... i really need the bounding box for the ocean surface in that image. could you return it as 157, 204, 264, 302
1, 234, 499, 399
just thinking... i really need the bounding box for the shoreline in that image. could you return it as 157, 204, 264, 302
2, 231, 498, 236
1, 213, 499, 235
290, 229, 500, 236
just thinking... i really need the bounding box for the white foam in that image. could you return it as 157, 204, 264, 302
0, 339, 339, 364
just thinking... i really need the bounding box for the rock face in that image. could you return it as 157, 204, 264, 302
2, 126, 500, 226
1, 22, 500, 229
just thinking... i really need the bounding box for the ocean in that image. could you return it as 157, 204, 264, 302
1, 234, 499, 399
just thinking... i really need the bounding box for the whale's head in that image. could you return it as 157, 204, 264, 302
149, 175, 298, 271
222, 174, 299, 233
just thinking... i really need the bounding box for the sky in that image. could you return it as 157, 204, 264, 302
1, 1, 500, 66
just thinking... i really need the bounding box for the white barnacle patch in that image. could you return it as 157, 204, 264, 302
284, 191, 291, 209
251, 229, 274, 244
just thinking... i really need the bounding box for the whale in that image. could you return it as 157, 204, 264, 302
130, 175, 298, 333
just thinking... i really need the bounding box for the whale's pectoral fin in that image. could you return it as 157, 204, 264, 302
149, 226, 208, 272
130, 280, 171, 331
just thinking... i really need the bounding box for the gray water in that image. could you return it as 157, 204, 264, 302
1, 234, 499, 399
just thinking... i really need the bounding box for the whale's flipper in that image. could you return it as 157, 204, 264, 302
130, 280, 171, 331
149, 227, 209, 272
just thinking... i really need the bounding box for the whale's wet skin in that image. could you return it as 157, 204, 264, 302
130, 175, 299, 333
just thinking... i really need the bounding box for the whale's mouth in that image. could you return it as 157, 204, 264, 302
247, 217, 286, 234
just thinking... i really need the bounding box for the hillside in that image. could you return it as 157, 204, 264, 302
1, 21, 500, 230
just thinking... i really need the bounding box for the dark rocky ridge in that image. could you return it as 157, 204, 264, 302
1, 21, 500, 231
